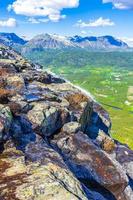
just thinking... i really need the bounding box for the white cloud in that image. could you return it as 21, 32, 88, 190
103, 0, 133, 9
28, 18, 49, 24
28, 18, 40, 24
49, 14, 66, 22
120, 37, 133, 47
0, 18, 17, 27
81, 30, 87, 35
8, 0, 79, 22
76, 17, 115, 28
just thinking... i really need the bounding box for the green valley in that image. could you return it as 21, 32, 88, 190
25, 50, 133, 149
48, 65, 133, 148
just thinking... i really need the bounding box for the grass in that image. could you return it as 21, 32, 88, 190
46, 65, 133, 149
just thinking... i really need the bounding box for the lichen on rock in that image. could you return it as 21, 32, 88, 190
0, 43, 133, 200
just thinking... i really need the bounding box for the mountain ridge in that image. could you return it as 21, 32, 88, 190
22, 33, 129, 53
0, 32, 130, 53
0, 32, 27, 47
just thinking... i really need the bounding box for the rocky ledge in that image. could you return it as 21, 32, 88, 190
0, 44, 133, 200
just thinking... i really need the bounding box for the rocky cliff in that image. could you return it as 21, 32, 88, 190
0, 43, 133, 200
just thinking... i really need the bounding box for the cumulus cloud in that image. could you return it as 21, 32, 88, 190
8, 0, 79, 22
76, 17, 115, 28
0, 18, 17, 27
103, 0, 133, 9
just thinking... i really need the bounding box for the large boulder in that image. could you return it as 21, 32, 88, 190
51, 132, 128, 200
22, 70, 65, 84
27, 103, 70, 137
0, 142, 88, 200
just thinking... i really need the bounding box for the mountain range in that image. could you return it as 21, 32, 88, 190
0, 32, 130, 53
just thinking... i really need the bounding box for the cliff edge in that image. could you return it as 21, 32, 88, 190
0, 44, 133, 200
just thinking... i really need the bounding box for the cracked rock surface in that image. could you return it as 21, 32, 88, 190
0, 43, 133, 200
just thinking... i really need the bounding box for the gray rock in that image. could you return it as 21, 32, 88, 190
52, 132, 128, 200
124, 186, 133, 200
0, 142, 88, 200
10, 115, 36, 150
0, 104, 12, 142
27, 104, 70, 137
123, 162, 133, 179
80, 102, 111, 139
62, 122, 81, 134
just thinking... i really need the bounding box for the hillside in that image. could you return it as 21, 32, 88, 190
23, 48, 133, 68
0, 44, 133, 199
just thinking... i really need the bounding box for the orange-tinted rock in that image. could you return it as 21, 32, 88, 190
6, 75, 25, 90
0, 68, 8, 77
101, 136, 116, 153
0, 89, 15, 103
66, 92, 88, 110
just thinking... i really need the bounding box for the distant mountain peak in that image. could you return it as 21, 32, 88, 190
98, 35, 128, 47
70, 35, 128, 49
0, 32, 28, 47
0, 32, 129, 53
22, 33, 76, 53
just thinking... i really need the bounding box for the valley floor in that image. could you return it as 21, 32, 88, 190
47, 65, 133, 149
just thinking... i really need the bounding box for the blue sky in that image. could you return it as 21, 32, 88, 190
0, 0, 133, 45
